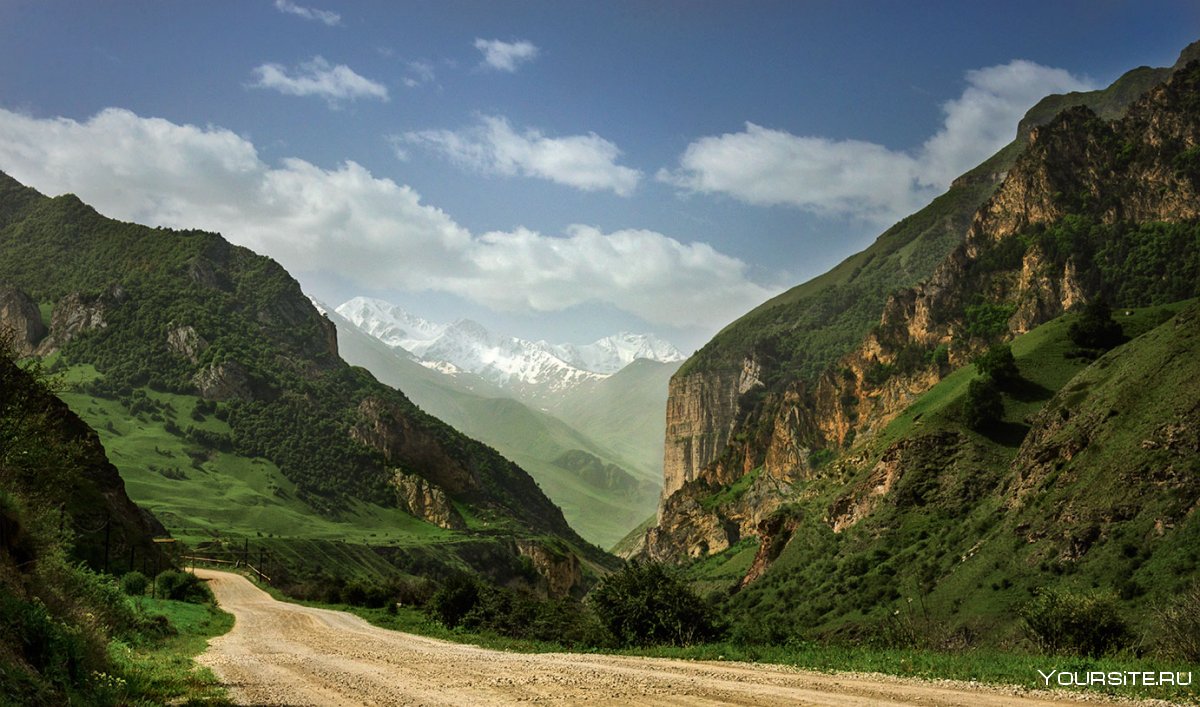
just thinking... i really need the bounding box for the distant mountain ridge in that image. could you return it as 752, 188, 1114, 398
329, 296, 677, 548
337, 296, 684, 397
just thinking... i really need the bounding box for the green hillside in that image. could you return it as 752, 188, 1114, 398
695, 302, 1199, 649
0, 171, 617, 593
547, 358, 680, 484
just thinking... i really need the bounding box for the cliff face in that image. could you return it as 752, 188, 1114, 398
642, 57, 1200, 562
661, 357, 762, 497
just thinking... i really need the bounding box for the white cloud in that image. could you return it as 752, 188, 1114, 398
400, 115, 642, 196
250, 56, 388, 105
474, 38, 539, 73
659, 60, 1095, 223
658, 124, 928, 222
0, 107, 771, 328
273, 0, 341, 26
402, 60, 435, 88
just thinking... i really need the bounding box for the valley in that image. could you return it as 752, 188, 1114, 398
1, 9, 1198, 706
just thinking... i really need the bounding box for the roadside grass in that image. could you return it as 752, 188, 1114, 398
627, 642, 1200, 703
108, 597, 234, 705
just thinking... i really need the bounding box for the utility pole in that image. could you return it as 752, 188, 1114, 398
102, 512, 111, 574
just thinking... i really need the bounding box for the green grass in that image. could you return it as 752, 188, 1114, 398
106, 597, 234, 705
58, 377, 451, 548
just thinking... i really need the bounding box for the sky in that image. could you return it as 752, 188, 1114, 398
0, 1, 1195, 352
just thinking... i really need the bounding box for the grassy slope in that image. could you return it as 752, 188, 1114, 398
546, 358, 680, 484
695, 301, 1198, 649
331, 307, 659, 548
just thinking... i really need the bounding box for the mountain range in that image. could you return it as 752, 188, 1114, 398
337, 296, 683, 397
328, 296, 680, 548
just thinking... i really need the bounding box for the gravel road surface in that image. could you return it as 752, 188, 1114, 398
195, 568, 1159, 706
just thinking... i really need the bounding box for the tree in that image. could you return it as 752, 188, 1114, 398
963, 376, 1003, 431
974, 343, 1019, 386
589, 561, 717, 647
1068, 299, 1124, 351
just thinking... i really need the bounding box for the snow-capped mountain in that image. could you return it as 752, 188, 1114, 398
552, 333, 684, 375
335, 296, 684, 396
334, 297, 447, 354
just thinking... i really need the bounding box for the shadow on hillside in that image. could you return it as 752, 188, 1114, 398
980, 420, 1031, 447
1005, 376, 1054, 403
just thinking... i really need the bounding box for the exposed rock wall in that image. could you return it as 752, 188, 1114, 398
661, 358, 761, 498
0, 287, 46, 355
515, 539, 583, 599
350, 397, 479, 497
391, 471, 466, 530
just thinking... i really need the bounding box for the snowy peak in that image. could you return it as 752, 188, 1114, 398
334, 297, 683, 396
554, 333, 684, 374
337, 296, 446, 352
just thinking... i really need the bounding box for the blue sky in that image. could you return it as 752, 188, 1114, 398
0, 1, 1195, 351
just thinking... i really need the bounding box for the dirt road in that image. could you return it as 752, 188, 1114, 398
195, 569, 1156, 706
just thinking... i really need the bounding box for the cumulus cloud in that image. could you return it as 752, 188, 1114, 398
659, 60, 1095, 223
0, 107, 771, 327
250, 56, 388, 105
400, 115, 642, 196
474, 38, 539, 72
273, 0, 341, 26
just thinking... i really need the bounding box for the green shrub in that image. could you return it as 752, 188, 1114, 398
1021, 588, 1131, 657
963, 301, 1016, 340
119, 571, 149, 597
426, 574, 481, 629
1152, 581, 1200, 662
589, 561, 718, 647
154, 570, 211, 604
1067, 300, 1124, 352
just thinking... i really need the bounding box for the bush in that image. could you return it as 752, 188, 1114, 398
1021, 588, 1131, 657
589, 561, 718, 647
154, 570, 212, 603
426, 574, 481, 629
119, 571, 149, 597
963, 377, 1003, 431
1152, 581, 1200, 662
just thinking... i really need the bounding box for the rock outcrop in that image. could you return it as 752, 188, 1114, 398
35, 285, 127, 355
351, 397, 479, 497
391, 471, 466, 530
0, 287, 46, 355
192, 361, 254, 401
167, 324, 208, 364
515, 539, 583, 599
662, 357, 762, 497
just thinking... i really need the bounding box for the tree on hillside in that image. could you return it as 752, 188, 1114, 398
974, 343, 1019, 387
963, 376, 1004, 431
1068, 299, 1124, 352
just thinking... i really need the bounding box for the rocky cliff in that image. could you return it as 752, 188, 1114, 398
642, 51, 1200, 562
